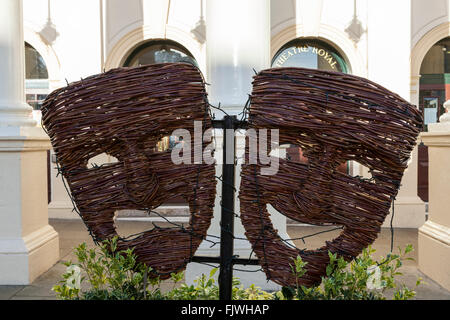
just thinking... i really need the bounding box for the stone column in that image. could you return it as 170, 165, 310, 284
185, 0, 287, 290
0, 0, 59, 284
205, 0, 270, 116
382, 144, 426, 228
383, 72, 425, 229
382, 73, 425, 228
418, 100, 450, 291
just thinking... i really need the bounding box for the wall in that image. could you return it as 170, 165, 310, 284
24, 0, 102, 82
412, 0, 449, 49
104, 0, 206, 72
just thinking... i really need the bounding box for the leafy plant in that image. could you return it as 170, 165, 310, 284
276, 244, 422, 300
233, 282, 275, 300
165, 268, 275, 300
166, 268, 219, 300
52, 237, 163, 300
53, 238, 421, 300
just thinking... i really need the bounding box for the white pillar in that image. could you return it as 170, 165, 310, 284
367, 0, 425, 228
0, 0, 59, 284
206, 0, 270, 116
418, 101, 450, 291
186, 0, 286, 290
0, 0, 35, 127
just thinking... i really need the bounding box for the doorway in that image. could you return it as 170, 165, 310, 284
417, 37, 450, 202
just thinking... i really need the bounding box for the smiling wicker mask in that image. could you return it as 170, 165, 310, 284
41, 63, 216, 278
239, 67, 423, 287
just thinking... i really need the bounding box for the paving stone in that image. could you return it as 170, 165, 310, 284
10, 296, 57, 300
0, 286, 24, 300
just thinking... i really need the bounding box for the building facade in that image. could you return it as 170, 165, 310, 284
0, 0, 449, 287
21, 0, 450, 230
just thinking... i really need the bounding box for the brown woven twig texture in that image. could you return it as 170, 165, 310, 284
240, 67, 423, 287
41, 63, 216, 278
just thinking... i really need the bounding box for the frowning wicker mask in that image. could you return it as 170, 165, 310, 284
41, 63, 216, 278
239, 67, 423, 287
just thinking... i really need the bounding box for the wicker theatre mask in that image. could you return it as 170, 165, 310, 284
239, 67, 423, 287
41, 63, 216, 278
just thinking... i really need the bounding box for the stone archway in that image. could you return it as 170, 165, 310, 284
104, 25, 205, 73
411, 22, 450, 106
23, 26, 64, 91
411, 22, 450, 204
271, 23, 366, 77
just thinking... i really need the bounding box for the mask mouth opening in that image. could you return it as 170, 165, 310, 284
113, 207, 190, 242
268, 202, 344, 252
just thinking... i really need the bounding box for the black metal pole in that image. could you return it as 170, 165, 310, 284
219, 115, 236, 300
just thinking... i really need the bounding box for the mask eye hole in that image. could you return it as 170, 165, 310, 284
276, 143, 349, 173
86, 153, 118, 169
268, 143, 290, 160
349, 161, 368, 178
154, 135, 184, 153
284, 144, 308, 164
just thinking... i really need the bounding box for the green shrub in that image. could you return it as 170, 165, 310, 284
277, 244, 422, 300
166, 268, 274, 300
52, 237, 164, 300
53, 238, 421, 300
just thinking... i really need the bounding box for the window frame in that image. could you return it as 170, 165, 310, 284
271, 38, 351, 74
123, 39, 198, 68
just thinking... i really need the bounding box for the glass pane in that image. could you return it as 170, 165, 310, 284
25, 43, 48, 79
25, 93, 48, 110
271, 39, 350, 73
423, 97, 438, 125
419, 37, 450, 132
124, 40, 198, 68
420, 37, 450, 74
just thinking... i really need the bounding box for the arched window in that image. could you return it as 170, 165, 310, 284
271, 38, 351, 174
122, 40, 199, 205
25, 42, 49, 110
419, 37, 450, 130
123, 40, 198, 68
272, 39, 350, 73
123, 39, 199, 153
